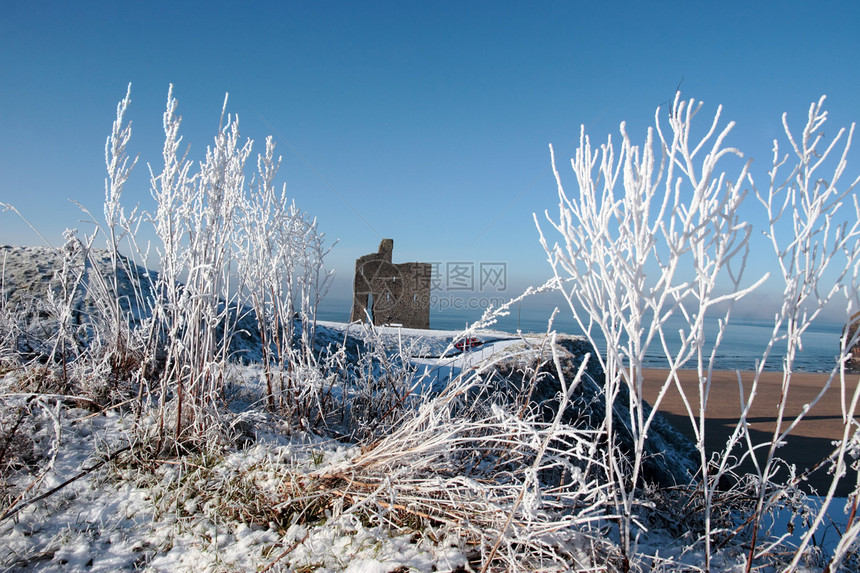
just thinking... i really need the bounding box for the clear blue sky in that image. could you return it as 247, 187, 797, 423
2, 1, 860, 316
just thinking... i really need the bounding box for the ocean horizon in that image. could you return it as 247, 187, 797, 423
318, 295, 848, 373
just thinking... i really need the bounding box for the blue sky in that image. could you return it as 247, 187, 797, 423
2, 1, 860, 320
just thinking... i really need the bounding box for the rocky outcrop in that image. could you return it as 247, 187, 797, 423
488, 335, 699, 488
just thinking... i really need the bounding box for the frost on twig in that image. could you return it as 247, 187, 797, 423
537, 93, 860, 569
537, 94, 762, 565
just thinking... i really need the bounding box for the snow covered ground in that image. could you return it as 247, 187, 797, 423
0, 321, 595, 572
0, 324, 478, 571
0, 326, 606, 571
1, 322, 851, 572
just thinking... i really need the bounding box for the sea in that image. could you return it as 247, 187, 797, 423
317, 296, 848, 374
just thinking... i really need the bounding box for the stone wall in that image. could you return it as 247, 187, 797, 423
350, 239, 431, 329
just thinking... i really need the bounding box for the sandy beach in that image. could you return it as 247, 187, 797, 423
642, 369, 859, 496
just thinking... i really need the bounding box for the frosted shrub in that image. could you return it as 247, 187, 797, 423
96, 85, 334, 452
341, 322, 426, 441
324, 333, 616, 571
538, 94, 756, 566
27, 86, 156, 407
88, 84, 144, 389
0, 85, 336, 453
43, 230, 90, 388
538, 94, 860, 570
753, 97, 860, 571
235, 136, 334, 413
1, 88, 151, 399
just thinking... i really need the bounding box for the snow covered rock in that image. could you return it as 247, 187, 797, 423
489, 335, 699, 488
